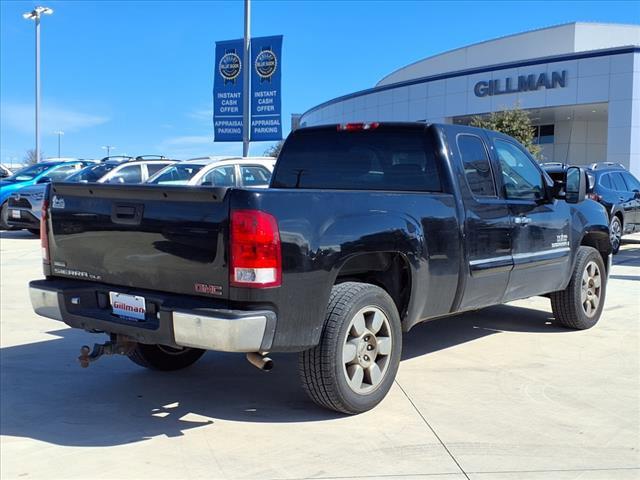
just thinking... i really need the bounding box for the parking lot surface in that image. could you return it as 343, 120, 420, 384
1, 231, 639, 480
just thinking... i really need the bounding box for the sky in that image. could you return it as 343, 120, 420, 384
1, 0, 639, 164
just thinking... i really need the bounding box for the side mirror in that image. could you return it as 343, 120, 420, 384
37, 176, 51, 184
565, 166, 587, 204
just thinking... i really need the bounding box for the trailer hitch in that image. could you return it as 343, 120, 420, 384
79, 335, 137, 368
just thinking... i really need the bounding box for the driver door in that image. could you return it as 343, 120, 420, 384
490, 136, 571, 301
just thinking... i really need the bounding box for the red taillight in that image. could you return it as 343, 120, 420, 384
230, 209, 281, 288
40, 198, 50, 265
337, 122, 380, 132
588, 193, 602, 202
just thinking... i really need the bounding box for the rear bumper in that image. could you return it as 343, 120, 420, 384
29, 279, 276, 352
6, 208, 40, 229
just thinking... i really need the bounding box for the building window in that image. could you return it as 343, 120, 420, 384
532, 124, 554, 145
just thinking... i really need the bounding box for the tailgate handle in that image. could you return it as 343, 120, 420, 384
111, 203, 144, 225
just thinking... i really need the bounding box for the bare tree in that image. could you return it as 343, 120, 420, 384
264, 140, 284, 158
24, 149, 44, 165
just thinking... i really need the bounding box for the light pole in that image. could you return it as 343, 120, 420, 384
242, 0, 250, 157
53, 130, 64, 158
23, 6, 53, 163
102, 145, 116, 157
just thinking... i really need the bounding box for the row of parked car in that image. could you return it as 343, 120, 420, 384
0, 155, 276, 233
541, 162, 640, 254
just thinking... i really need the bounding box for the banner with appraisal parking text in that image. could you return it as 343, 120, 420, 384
250, 35, 283, 141
214, 39, 244, 142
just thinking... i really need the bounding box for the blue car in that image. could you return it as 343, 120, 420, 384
0, 160, 91, 229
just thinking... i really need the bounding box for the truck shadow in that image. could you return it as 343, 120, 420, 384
0, 304, 579, 447
0, 230, 38, 239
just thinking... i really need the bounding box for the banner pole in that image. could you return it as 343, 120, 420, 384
242, 0, 251, 157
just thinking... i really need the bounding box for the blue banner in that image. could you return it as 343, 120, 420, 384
213, 39, 244, 142
250, 35, 283, 141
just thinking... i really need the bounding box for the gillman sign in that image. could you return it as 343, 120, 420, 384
474, 70, 567, 97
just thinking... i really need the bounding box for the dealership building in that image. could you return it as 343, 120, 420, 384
299, 23, 640, 176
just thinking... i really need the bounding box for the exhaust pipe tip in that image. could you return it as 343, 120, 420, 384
246, 352, 273, 372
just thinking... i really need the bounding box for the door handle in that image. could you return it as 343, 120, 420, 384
111, 203, 144, 225
514, 216, 531, 226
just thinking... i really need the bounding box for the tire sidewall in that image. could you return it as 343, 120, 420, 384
609, 216, 622, 254
571, 248, 607, 329
330, 286, 402, 413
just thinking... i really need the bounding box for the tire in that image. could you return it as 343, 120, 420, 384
550, 246, 606, 330
299, 282, 402, 414
609, 215, 622, 255
0, 202, 12, 230
28, 229, 40, 236
128, 344, 205, 371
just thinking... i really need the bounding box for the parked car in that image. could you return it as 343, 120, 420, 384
30, 123, 610, 414
98, 159, 177, 184
147, 156, 275, 187
6, 158, 135, 233
541, 162, 640, 253
0, 164, 13, 179
0, 160, 92, 229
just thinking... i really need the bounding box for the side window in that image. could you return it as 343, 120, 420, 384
494, 139, 544, 200
106, 165, 142, 184
457, 134, 496, 197
622, 172, 640, 191
201, 165, 236, 187
240, 165, 272, 186
600, 174, 612, 189
146, 163, 169, 177
610, 172, 627, 191
47, 164, 81, 181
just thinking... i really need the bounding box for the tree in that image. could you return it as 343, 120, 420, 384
23, 149, 44, 165
470, 104, 541, 159
264, 140, 284, 158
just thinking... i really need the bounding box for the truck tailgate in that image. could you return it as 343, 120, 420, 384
47, 183, 230, 299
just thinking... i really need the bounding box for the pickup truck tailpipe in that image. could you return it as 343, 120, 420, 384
246, 352, 273, 372
78, 335, 137, 368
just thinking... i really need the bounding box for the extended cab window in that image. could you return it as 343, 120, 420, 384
494, 139, 544, 200
457, 134, 496, 197
272, 127, 441, 191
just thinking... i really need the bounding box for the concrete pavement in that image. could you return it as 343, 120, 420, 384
1, 230, 639, 480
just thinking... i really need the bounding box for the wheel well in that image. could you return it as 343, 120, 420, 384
614, 211, 623, 227
581, 231, 611, 270
335, 252, 411, 320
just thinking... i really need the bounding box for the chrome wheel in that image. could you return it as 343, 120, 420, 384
342, 306, 392, 394
580, 261, 602, 318
610, 217, 622, 252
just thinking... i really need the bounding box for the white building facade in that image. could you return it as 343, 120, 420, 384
299, 23, 640, 176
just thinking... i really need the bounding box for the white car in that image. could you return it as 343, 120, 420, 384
99, 160, 177, 184
147, 157, 276, 188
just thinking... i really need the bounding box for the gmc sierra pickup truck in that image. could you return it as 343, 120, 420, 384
30, 123, 611, 414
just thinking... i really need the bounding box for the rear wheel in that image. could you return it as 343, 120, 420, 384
299, 282, 402, 414
128, 344, 205, 371
609, 215, 622, 254
0, 202, 12, 230
550, 246, 606, 330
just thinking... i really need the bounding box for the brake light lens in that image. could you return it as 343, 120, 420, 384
40, 197, 50, 265
337, 122, 380, 132
230, 209, 281, 288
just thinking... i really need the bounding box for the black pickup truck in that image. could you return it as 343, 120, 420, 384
30, 123, 611, 414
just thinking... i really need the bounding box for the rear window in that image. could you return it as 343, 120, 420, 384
272, 127, 441, 191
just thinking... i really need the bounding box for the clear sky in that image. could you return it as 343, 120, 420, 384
1, 0, 639, 164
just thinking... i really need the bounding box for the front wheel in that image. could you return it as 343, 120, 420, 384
128, 344, 205, 371
299, 282, 402, 414
609, 215, 622, 255
550, 246, 607, 330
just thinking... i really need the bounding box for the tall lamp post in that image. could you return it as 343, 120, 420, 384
23, 6, 54, 164
53, 130, 64, 158
102, 145, 116, 157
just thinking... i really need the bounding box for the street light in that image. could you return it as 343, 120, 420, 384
53, 130, 64, 158
102, 145, 116, 157
23, 6, 54, 164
